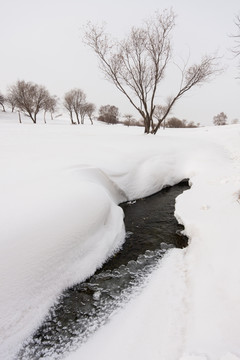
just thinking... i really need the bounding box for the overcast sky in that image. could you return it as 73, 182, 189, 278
1, 0, 240, 125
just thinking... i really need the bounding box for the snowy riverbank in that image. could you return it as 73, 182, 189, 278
0, 113, 240, 360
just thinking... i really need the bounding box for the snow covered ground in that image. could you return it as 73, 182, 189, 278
0, 112, 240, 360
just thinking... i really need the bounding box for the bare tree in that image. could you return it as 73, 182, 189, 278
82, 102, 96, 124
121, 114, 144, 127
6, 90, 17, 112
166, 117, 184, 128
73, 89, 86, 124
187, 121, 198, 128
63, 89, 87, 124
43, 95, 58, 122
9, 80, 51, 123
84, 10, 220, 134
122, 113, 135, 126
0, 93, 6, 112
213, 112, 228, 126
98, 105, 119, 124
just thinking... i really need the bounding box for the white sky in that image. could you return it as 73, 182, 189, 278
1, 0, 240, 125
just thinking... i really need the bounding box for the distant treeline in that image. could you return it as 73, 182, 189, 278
0, 80, 200, 127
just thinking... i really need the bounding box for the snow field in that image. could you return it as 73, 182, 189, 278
0, 113, 240, 359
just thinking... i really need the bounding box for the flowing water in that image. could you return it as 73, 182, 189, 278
17, 181, 189, 360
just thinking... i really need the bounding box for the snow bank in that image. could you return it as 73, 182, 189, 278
0, 170, 126, 359
1, 113, 240, 360
65, 126, 240, 360
175, 126, 240, 359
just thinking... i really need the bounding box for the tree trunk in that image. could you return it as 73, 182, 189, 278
144, 116, 151, 134
88, 115, 93, 125
75, 111, 80, 124
70, 111, 75, 124
44, 110, 47, 124
29, 114, 36, 123
80, 114, 85, 125
18, 111, 22, 124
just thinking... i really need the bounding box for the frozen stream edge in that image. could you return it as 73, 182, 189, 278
17, 182, 189, 360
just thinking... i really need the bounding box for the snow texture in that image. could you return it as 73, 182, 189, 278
0, 113, 240, 360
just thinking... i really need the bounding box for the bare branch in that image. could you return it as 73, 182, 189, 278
231, 14, 240, 57
152, 55, 220, 133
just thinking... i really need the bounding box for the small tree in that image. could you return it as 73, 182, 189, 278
98, 105, 119, 124
43, 95, 58, 122
231, 118, 239, 124
0, 93, 6, 112
213, 112, 228, 126
166, 117, 185, 128
9, 80, 51, 123
164, 117, 198, 128
84, 10, 220, 134
6, 90, 17, 112
73, 89, 86, 124
187, 121, 198, 128
122, 114, 135, 126
63, 89, 88, 124
82, 102, 96, 124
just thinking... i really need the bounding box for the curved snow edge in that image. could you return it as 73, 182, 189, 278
0, 168, 127, 360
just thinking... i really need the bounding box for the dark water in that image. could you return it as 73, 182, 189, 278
17, 181, 189, 360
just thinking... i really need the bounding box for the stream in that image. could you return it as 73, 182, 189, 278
17, 180, 189, 360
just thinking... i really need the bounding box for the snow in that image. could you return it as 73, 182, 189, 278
0, 112, 240, 360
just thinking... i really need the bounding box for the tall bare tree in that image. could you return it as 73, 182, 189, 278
9, 80, 51, 123
84, 10, 219, 134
